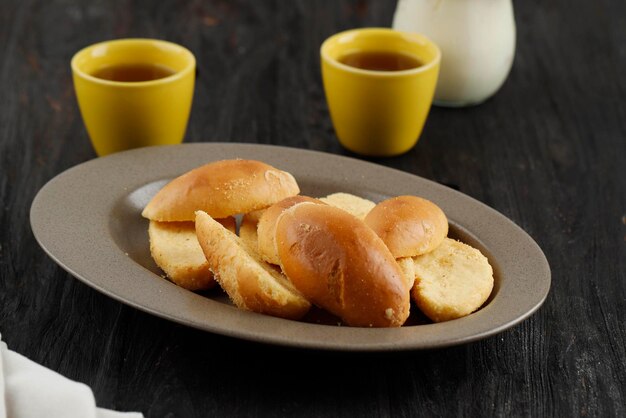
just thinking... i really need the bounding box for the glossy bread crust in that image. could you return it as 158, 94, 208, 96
365, 195, 448, 258
142, 159, 300, 221
275, 204, 410, 327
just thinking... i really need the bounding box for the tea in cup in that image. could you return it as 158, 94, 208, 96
321, 28, 440, 157
71, 39, 195, 156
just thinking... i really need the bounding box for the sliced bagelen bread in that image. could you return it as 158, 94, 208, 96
239, 209, 264, 252
319, 192, 376, 220
411, 238, 494, 322
195, 210, 311, 320
148, 217, 235, 291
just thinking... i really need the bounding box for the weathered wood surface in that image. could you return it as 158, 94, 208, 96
0, 0, 624, 416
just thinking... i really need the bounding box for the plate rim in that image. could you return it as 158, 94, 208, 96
30, 143, 551, 351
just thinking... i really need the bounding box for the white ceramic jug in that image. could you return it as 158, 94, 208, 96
393, 0, 516, 107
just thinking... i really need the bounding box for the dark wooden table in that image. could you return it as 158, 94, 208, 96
1, 1, 624, 416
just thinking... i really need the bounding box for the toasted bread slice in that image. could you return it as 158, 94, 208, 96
411, 238, 494, 322
239, 209, 264, 252
320, 192, 376, 220
397, 257, 416, 290
148, 217, 235, 290
195, 210, 311, 320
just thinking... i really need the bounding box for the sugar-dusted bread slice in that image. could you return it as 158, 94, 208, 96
239, 209, 264, 251
148, 217, 235, 290
397, 257, 416, 290
411, 238, 494, 322
365, 195, 448, 258
257, 196, 324, 265
195, 210, 311, 320
142, 159, 300, 221
319, 192, 375, 220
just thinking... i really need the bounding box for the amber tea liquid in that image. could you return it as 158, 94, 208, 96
338, 51, 423, 71
91, 63, 176, 82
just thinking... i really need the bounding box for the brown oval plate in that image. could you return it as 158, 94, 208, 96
30, 143, 550, 351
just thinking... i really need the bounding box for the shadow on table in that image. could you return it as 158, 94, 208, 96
127, 310, 489, 413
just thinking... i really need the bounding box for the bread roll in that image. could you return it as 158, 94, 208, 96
275, 204, 410, 327
319, 192, 375, 220
412, 238, 494, 322
257, 196, 324, 265
142, 159, 300, 221
195, 210, 311, 320
364, 195, 448, 258
148, 217, 235, 290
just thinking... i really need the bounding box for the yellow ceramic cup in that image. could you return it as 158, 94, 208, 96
71, 39, 195, 156
321, 28, 440, 157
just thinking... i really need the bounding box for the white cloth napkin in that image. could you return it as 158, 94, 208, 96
0, 334, 143, 418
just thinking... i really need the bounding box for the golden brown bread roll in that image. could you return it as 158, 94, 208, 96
148, 217, 235, 291
142, 159, 300, 221
411, 238, 494, 322
275, 204, 410, 327
364, 195, 448, 258
195, 210, 311, 320
257, 196, 324, 265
